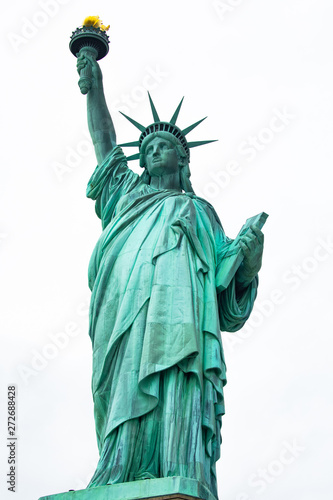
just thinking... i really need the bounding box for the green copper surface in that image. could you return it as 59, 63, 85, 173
70, 52, 266, 500
170, 97, 184, 125
119, 111, 146, 132
148, 92, 161, 122
117, 95, 216, 163
39, 477, 216, 500
181, 117, 207, 136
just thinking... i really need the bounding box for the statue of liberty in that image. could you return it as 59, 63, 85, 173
76, 45, 265, 499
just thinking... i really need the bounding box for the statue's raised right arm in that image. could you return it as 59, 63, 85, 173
77, 54, 116, 165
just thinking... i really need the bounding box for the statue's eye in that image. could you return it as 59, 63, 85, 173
146, 147, 153, 155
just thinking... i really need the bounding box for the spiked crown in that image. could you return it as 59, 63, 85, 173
119, 93, 216, 163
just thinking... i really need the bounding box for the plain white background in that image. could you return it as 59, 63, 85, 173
1, 1, 332, 499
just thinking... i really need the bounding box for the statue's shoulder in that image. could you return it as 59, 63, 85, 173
191, 194, 225, 232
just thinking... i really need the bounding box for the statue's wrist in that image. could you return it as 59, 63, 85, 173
92, 76, 103, 91
235, 263, 257, 289
88, 79, 104, 98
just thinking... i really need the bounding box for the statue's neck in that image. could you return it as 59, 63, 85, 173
149, 172, 182, 191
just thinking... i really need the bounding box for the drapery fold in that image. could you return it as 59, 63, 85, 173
86, 147, 257, 496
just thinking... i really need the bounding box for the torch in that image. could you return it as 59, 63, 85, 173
69, 16, 110, 95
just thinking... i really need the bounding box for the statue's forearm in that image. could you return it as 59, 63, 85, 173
87, 83, 116, 165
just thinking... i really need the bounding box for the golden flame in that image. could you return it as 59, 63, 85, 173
82, 16, 110, 32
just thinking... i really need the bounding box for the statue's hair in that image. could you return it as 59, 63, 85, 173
139, 132, 195, 194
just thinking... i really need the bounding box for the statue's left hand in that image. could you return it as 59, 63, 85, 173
236, 224, 264, 285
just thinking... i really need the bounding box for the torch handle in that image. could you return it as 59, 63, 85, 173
77, 47, 99, 95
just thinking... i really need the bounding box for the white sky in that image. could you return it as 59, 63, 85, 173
1, 1, 332, 499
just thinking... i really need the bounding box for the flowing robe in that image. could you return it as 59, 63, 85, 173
86, 147, 258, 497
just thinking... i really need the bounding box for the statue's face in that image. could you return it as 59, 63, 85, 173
144, 137, 179, 177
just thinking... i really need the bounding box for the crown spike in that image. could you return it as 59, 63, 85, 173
170, 97, 184, 125
119, 112, 146, 132
148, 92, 160, 122
187, 140, 218, 148
118, 141, 140, 148
120, 95, 214, 163
126, 153, 141, 161
182, 117, 207, 136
